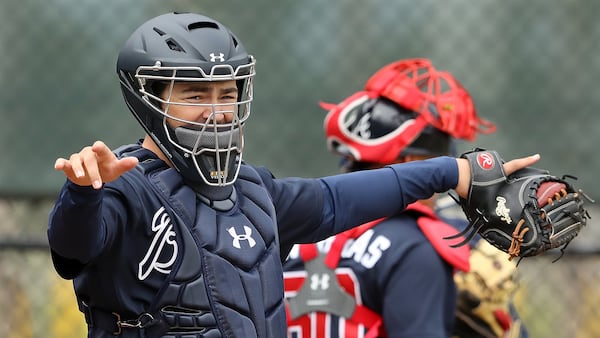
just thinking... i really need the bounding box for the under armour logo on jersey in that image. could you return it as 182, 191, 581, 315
209, 52, 225, 62
138, 207, 178, 280
228, 226, 256, 249
309, 273, 330, 291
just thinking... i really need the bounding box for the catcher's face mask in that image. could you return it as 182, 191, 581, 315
116, 12, 256, 186
137, 65, 254, 186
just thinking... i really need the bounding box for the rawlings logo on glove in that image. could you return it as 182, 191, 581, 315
446, 148, 594, 260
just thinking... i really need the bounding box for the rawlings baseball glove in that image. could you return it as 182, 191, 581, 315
446, 148, 593, 260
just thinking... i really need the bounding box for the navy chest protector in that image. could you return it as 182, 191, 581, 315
285, 203, 470, 338
85, 144, 287, 337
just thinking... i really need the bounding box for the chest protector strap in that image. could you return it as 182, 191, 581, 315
408, 203, 470, 272
294, 219, 386, 338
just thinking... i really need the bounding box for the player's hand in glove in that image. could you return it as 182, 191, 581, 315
447, 148, 593, 260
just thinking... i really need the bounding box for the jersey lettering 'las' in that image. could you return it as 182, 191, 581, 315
287, 230, 391, 269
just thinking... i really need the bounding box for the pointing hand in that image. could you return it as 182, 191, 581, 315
54, 141, 139, 189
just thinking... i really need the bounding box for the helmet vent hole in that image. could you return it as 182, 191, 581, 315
188, 21, 218, 31
439, 78, 450, 93
165, 38, 185, 52
416, 78, 429, 91
153, 28, 166, 36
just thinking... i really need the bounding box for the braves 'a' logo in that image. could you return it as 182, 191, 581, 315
138, 207, 178, 280
354, 112, 372, 139
477, 152, 495, 170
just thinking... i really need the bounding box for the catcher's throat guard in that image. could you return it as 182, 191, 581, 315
446, 149, 593, 260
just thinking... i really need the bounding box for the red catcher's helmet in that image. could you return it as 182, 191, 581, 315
323, 58, 495, 165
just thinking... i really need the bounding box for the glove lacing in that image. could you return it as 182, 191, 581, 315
508, 220, 528, 261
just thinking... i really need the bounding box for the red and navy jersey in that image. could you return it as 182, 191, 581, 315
283, 204, 469, 338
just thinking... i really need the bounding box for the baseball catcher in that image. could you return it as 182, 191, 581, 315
284, 58, 500, 337
447, 148, 593, 260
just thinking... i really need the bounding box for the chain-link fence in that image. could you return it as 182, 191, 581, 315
1, 0, 598, 337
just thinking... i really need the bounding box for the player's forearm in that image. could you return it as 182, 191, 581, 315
319, 156, 458, 234
388, 156, 458, 200
47, 181, 108, 263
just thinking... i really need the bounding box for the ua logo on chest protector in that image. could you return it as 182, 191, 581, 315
138, 206, 178, 280
228, 226, 256, 249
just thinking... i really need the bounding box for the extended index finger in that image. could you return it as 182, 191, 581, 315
503, 154, 541, 175
91, 140, 115, 163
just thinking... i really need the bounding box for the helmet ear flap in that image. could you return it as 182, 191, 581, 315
323, 91, 373, 160
323, 91, 430, 164
118, 69, 138, 93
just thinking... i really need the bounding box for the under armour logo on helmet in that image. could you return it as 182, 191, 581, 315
209, 52, 225, 62
227, 226, 256, 249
